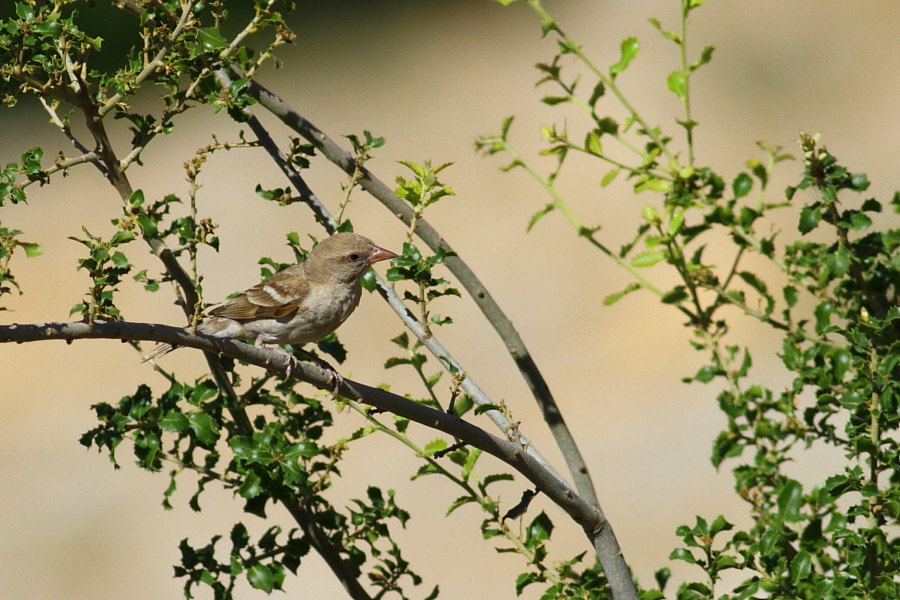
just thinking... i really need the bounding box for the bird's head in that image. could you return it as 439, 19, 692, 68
307, 232, 398, 283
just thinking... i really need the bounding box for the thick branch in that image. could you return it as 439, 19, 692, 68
5, 320, 639, 598
0, 320, 605, 545
280, 502, 372, 600
240, 74, 600, 509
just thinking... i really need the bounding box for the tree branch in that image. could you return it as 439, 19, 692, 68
4, 320, 638, 598
0, 320, 605, 538
235, 72, 600, 511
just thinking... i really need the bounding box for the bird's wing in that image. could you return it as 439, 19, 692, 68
210, 265, 308, 321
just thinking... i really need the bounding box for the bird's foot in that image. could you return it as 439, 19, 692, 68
309, 353, 343, 398
271, 346, 302, 379
279, 346, 344, 398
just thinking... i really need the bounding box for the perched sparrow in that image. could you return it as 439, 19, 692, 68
148, 232, 397, 387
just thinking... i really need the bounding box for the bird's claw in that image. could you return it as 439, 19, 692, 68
327, 367, 343, 398
275, 346, 342, 398
284, 354, 302, 379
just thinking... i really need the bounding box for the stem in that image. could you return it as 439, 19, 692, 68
525, 0, 676, 165
678, 0, 695, 166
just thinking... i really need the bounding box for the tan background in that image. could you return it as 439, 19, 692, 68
2, 2, 899, 598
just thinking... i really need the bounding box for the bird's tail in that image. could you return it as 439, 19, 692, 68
142, 342, 177, 363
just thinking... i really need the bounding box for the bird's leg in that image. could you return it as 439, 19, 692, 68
279, 348, 303, 379
291, 345, 344, 397
256, 339, 302, 379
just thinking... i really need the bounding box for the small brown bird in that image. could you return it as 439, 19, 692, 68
148, 232, 397, 387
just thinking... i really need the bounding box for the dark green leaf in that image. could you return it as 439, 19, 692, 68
798, 205, 821, 234
732, 172, 753, 199
187, 413, 219, 446
790, 550, 812, 585
247, 563, 274, 592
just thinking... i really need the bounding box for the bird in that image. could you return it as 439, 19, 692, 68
147, 232, 398, 390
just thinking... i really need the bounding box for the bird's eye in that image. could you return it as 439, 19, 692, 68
348, 253, 361, 262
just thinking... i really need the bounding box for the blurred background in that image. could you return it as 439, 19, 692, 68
1, 1, 899, 598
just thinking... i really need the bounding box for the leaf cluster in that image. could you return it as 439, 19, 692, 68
482, 1, 900, 599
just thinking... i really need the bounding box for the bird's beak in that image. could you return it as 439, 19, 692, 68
368, 246, 399, 265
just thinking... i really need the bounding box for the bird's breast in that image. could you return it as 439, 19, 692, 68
245, 281, 362, 346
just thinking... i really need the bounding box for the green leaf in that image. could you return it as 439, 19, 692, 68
482, 473, 515, 488
661, 286, 688, 304
588, 81, 606, 108
110, 230, 136, 246
790, 550, 812, 585
526, 511, 553, 544
635, 178, 672, 193
667, 208, 684, 236
850, 171, 870, 191
798, 205, 821, 234
159, 411, 189, 433
648, 17, 679, 43
692, 365, 717, 384
585, 130, 603, 155
814, 300, 834, 333
610, 37, 640, 78
247, 563, 275, 593
783, 285, 798, 308
423, 438, 447, 456
446, 495, 476, 516
632, 250, 666, 268
846, 210, 872, 231
601, 168, 619, 187
527, 203, 555, 232
666, 71, 687, 100
777, 479, 803, 522
603, 282, 641, 305
20, 242, 42, 257
669, 547, 697, 564
197, 28, 228, 52
732, 172, 753, 199
825, 246, 850, 277
136, 214, 158, 238
690, 45, 715, 71
541, 95, 570, 106
186, 412, 219, 446
709, 515, 733, 536
238, 470, 263, 499
515, 572, 540, 595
